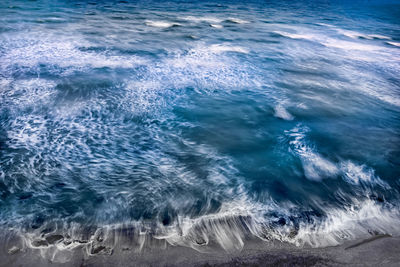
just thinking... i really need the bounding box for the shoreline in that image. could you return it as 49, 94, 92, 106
1, 232, 399, 266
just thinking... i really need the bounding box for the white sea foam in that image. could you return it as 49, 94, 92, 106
274, 105, 294, 120
337, 29, 368, 39
273, 30, 317, 40
293, 199, 400, 247
338, 29, 369, 39
226, 18, 250, 24
274, 28, 385, 52
317, 23, 392, 40
284, 125, 392, 187
159, 200, 257, 252
151, 44, 258, 93
286, 125, 339, 181
208, 44, 249, 54
344, 70, 400, 107
7, 115, 48, 149
387, 41, 400, 47
368, 34, 391, 40
210, 24, 223, 29
340, 161, 390, 188
317, 23, 334, 28
145, 20, 180, 28
123, 80, 164, 114
303, 154, 339, 181
322, 39, 382, 51
336, 28, 391, 40
0, 78, 12, 88
1, 79, 56, 115
0, 34, 144, 75
181, 16, 223, 24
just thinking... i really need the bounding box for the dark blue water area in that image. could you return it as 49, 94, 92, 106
0, 0, 400, 251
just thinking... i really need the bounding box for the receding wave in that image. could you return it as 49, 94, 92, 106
7, 196, 399, 263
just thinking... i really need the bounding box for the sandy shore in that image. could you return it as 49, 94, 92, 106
1, 233, 399, 267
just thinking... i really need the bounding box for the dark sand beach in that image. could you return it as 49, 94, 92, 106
1, 233, 399, 266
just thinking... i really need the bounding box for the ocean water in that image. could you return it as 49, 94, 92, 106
1, 0, 400, 259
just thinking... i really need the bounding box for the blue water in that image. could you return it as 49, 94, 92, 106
1, 0, 400, 255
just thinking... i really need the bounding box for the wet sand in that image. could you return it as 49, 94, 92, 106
1, 233, 399, 267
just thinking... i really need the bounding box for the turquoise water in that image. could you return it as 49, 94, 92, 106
0, 0, 400, 254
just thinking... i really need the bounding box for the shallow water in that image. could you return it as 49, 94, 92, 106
1, 0, 400, 258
